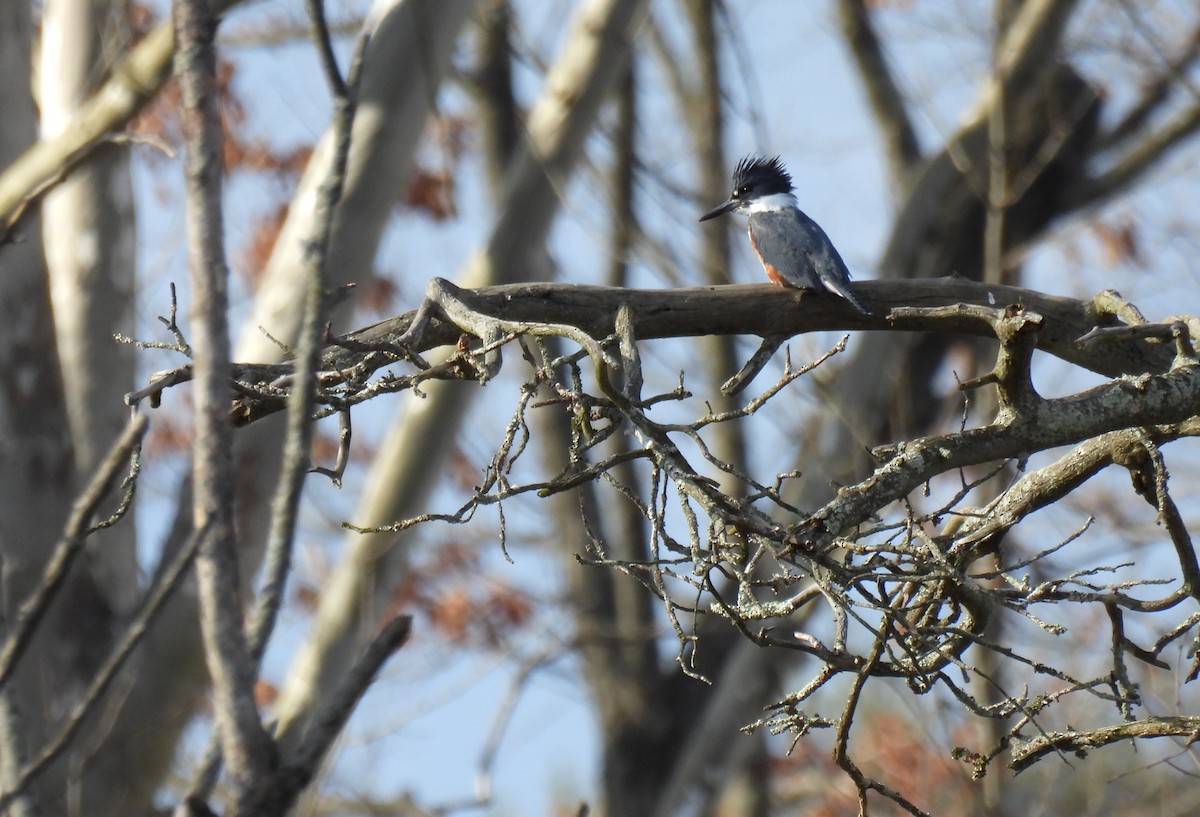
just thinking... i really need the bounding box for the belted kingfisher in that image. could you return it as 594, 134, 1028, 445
700, 155, 869, 314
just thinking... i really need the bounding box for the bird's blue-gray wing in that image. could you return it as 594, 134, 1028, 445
749, 209, 868, 313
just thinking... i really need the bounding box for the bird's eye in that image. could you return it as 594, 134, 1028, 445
734, 186, 748, 198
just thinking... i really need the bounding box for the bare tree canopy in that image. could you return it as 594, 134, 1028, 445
0, 1, 1199, 816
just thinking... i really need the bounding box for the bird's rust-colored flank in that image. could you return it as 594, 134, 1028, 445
748, 224, 787, 287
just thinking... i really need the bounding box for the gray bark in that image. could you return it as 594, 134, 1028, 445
0, 2, 81, 812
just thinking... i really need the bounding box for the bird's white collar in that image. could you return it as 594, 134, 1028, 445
744, 192, 798, 214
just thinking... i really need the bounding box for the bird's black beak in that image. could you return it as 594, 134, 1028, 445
699, 199, 737, 222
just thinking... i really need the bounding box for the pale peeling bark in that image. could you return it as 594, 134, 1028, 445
272, 0, 652, 750
40, 0, 137, 476
39, 0, 139, 614
32, 5, 151, 815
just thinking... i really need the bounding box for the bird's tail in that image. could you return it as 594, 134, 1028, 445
822, 276, 870, 315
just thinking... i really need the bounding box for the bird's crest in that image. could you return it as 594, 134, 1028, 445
731, 155, 792, 197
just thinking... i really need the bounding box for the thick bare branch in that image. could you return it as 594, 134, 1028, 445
796, 355, 1200, 551
950, 425, 1198, 558
210, 277, 1177, 427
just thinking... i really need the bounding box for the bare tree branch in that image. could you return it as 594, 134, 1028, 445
185, 3, 374, 802
835, 0, 922, 184
1138, 433, 1200, 604
971, 0, 1083, 124
1098, 17, 1200, 151
0, 0, 246, 237
252, 0, 366, 670
0, 522, 205, 813
0, 413, 148, 692
291, 275, 1200, 788
173, 0, 275, 803
281, 615, 412, 785
948, 425, 1189, 558
1010, 717, 1200, 773
1076, 102, 1200, 207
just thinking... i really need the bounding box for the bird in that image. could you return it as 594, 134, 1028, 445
699, 155, 869, 314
